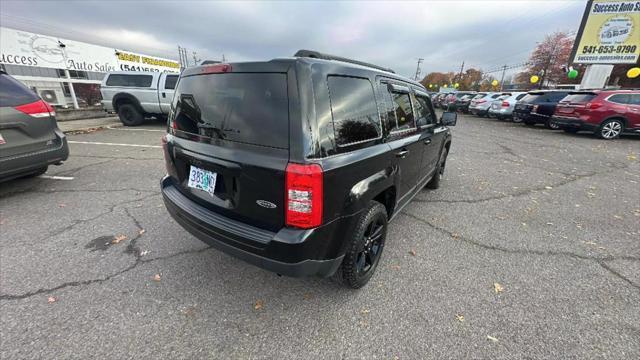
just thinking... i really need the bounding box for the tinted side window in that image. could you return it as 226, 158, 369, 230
515, 94, 527, 100
608, 94, 630, 104
164, 75, 178, 90
413, 94, 435, 127
629, 94, 640, 105
380, 84, 415, 133
106, 74, 153, 87
327, 76, 381, 146
549, 92, 569, 102
0, 73, 39, 107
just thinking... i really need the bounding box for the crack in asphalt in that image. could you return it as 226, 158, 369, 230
413, 171, 597, 204
0, 192, 212, 301
0, 247, 212, 301
400, 211, 640, 290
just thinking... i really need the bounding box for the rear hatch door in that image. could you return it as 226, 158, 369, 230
0, 73, 58, 158
169, 70, 290, 232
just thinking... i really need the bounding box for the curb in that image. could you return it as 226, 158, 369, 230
62, 122, 123, 135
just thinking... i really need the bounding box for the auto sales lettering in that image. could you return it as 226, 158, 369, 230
571, 0, 640, 64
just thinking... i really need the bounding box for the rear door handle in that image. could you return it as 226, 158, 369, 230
162, 92, 166, 98
395, 150, 409, 158
424, 139, 432, 145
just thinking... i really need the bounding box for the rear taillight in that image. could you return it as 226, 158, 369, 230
501, 101, 509, 107
586, 102, 602, 109
285, 163, 323, 229
477, 99, 486, 104
15, 100, 55, 118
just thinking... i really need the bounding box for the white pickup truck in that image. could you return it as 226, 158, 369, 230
100, 71, 179, 126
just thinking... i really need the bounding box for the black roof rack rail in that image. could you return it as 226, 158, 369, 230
294, 50, 395, 74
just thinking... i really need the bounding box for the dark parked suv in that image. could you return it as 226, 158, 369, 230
0, 71, 69, 181
513, 90, 570, 129
160, 51, 456, 288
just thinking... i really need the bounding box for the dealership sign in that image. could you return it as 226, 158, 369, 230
0, 27, 180, 73
570, 0, 640, 64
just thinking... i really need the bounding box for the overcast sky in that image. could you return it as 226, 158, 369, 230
0, 0, 585, 78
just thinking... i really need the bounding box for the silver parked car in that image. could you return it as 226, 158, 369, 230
488, 92, 527, 120
0, 71, 69, 181
469, 92, 503, 116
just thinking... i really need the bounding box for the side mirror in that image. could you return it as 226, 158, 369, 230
441, 111, 457, 126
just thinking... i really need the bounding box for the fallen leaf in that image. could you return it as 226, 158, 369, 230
494, 282, 504, 294
58, 203, 66, 208
47, 296, 57, 304
409, 249, 416, 256
546, 222, 554, 226
139, 250, 150, 256
138, 229, 146, 235
112, 234, 127, 244
613, 215, 622, 220
153, 273, 161, 282
544, 186, 553, 190
487, 335, 499, 342
254, 299, 264, 310
390, 265, 401, 270
182, 305, 198, 317
302, 293, 313, 300
456, 314, 465, 322
451, 232, 461, 240
628, 153, 637, 161
361, 308, 370, 314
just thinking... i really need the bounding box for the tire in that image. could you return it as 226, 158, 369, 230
597, 119, 624, 140
545, 119, 560, 130
334, 201, 388, 289
512, 116, 523, 123
427, 147, 448, 190
117, 104, 144, 126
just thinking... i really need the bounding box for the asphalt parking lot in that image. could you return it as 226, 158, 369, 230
1, 115, 639, 359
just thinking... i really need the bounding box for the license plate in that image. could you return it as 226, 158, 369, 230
559, 107, 573, 113
0, 133, 5, 145
187, 165, 217, 196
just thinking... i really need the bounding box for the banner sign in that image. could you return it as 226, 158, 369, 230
570, 0, 640, 64
0, 27, 180, 73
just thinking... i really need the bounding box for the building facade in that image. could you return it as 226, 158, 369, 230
0, 27, 180, 108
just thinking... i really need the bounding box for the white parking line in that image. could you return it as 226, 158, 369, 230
107, 127, 166, 133
39, 175, 75, 180
68, 140, 161, 148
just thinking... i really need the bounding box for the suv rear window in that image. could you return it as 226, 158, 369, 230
0, 73, 39, 107
327, 76, 381, 146
562, 93, 597, 103
106, 74, 153, 87
520, 94, 541, 103
172, 73, 288, 149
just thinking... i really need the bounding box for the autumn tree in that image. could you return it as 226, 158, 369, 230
420, 68, 484, 91
520, 31, 578, 88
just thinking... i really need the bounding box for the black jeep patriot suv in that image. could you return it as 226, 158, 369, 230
161, 50, 456, 288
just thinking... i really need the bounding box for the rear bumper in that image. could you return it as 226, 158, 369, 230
551, 116, 598, 131
0, 128, 69, 180
161, 176, 350, 277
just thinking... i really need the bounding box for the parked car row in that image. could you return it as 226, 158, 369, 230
434, 88, 640, 140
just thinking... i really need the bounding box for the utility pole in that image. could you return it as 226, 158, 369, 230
192, 51, 200, 65
499, 64, 507, 91
414, 58, 423, 81
222, 54, 226, 63
458, 61, 465, 82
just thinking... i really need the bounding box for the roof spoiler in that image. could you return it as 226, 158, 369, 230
294, 50, 395, 74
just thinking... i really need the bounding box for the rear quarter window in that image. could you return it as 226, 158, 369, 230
171, 73, 289, 149
563, 94, 597, 103
0, 73, 39, 107
106, 74, 153, 87
327, 76, 381, 146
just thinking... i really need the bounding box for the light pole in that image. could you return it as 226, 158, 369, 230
58, 41, 79, 109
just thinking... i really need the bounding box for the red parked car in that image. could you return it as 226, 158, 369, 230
552, 90, 640, 139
